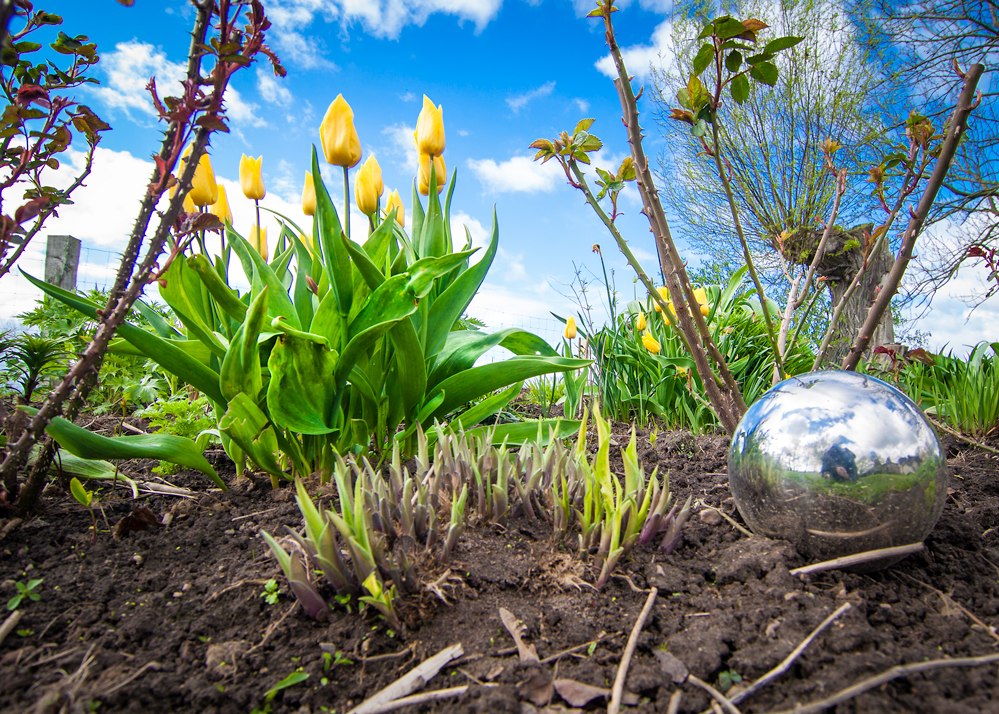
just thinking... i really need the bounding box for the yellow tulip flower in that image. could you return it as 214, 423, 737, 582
384, 189, 404, 227
642, 333, 661, 354
565, 316, 577, 339
188, 151, 218, 207
249, 224, 267, 262
635, 312, 646, 331
653, 286, 671, 314
182, 190, 197, 214
302, 172, 316, 216
320, 94, 362, 168
417, 152, 447, 195
209, 183, 232, 224
693, 287, 710, 316
239, 155, 265, 200
355, 156, 383, 216
416, 94, 445, 157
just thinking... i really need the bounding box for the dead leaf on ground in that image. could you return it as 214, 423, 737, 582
113, 507, 159, 540
553, 678, 639, 707
499, 607, 539, 663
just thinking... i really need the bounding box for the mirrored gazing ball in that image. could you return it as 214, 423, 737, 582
728, 370, 948, 571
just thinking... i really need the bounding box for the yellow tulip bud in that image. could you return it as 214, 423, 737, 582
209, 183, 232, 224
249, 224, 267, 262
188, 151, 218, 207
415, 94, 445, 157
642, 333, 661, 354
302, 172, 316, 216
239, 154, 265, 200
635, 312, 646, 331
565, 316, 577, 339
384, 189, 404, 227
320, 94, 362, 168
693, 287, 710, 316
653, 286, 669, 313
417, 152, 447, 195
355, 156, 383, 216
182, 190, 197, 214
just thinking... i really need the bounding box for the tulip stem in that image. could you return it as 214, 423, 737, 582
254, 198, 261, 243
343, 165, 351, 240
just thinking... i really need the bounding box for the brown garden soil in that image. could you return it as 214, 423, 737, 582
3, 415, 999, 714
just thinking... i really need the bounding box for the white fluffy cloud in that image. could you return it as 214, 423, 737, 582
595, 19, 676, 82
382, 122, 419, 174
507, 81, 555, 112
96, 40, 264, 126
451, 211, 490, 252
256, 67, 294, 107
466, 155, 561, 193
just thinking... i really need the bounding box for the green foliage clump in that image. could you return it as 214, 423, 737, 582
134, 394, 218, 474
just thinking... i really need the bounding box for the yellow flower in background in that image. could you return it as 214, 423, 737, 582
355, 156, 383, 216
417, 152, 447, 195
675, 366, 688, 377
693, 287, 710, 316
320, 94, 362, 168
416, 95, 445, 157
565, 316, 577, 339
188, 151, 218, 207
384, 189, 404, 227
642, 332, 661, 354
239, 155, 265, 200
182, 190, 197, 214
653, 286, 671, 313
635, 312, 646, 331
209, 183, 232, 224
249, 225, 268, 262
301, 172, 316, 216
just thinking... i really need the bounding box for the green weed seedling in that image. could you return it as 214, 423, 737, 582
322, 650, 352, 673
70, 477, 97, 544
251, 671, 309, 714
717, 669, 743, 694
7, 578, 43, 610
260, 579, 280, 605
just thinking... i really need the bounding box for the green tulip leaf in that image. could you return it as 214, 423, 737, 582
158, 257, 226, 357
267, 333, 340, 435
218, 392, 284, 477
20, 406, 224, 490
227, 225, 301, 330
220, 288, 268, 402
132, 299, 183, 339
454, 380, 522, 430
21, 271, 225, 405
187, 254, 248, 322
429, 328, 559, 389
311, 145, 352, 318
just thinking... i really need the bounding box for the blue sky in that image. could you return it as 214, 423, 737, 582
4, 0, 995, 355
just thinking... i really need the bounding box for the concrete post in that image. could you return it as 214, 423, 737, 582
45, 234, 80, 292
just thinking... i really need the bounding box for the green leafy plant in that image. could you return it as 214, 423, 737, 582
250, 671, 309, 714
69, 476, 96, 544
134, 393, 218, 474
260, 578, 280, 605
7, 578, 43, 610
7, 333, 68, 402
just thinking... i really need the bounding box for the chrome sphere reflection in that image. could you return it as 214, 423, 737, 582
728, 371, 948, 571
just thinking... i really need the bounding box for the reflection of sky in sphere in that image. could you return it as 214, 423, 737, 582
737, 372, 938, 474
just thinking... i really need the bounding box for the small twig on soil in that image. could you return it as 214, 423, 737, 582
232, 508, 279, 521
667, 689, 684, 714
766, 652, 999, 714
789, 543, 923, 576
900, 573, 999, 646
0, 609, 23, 645
612, 573, 647, 592
348, 685, 482, 714
29, 646, 82, 668
928, 416, 999, 456
715, 603, 851, 710
206, 579, 269, 603
97, 660, 162, 697
246, 602, 297, 657
609, 587, 658, 714
347, 643, 464, 714
120, 422, 147, 435
499, 607, 540, 663
356, 646, 415, 664
0, 517, 22, 541
688, 675, 744, 714
540, 631, 623, 664
695, 499, 753, 537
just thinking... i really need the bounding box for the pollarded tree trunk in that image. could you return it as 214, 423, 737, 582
782, 224, 895, 367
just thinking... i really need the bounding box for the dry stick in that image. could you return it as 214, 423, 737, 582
900, 573, 999, 646
667, 690, 684, 714
717, 603, 852, 711
348, 685, 473, 714
789, 542, 923, 576
842, 64, 984, 371
688, 675, 744, 714
347, 643, 464, 714
97, 660, 162, 697
695, 499, 753, 538
0, 609, 23, 645
608, 587, 658, 714
928, 416, 999, 456
540, 631, 622, 664
766, 651, 999, 714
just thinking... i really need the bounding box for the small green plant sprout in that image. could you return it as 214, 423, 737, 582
251, 671, 310, 714
7, 578, 43, 610
359, 572, 401, 630
717, 669, 743, 694
69, 477, 97, 544
260, 579, 280, 605
321, 648, 352, 672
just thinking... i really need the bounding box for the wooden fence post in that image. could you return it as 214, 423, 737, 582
44, 234, 80, 292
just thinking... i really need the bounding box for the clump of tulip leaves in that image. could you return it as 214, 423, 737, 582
262, 406, 691, 628
27, 150, 588, 482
